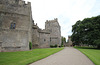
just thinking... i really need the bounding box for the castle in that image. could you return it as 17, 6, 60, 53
67, 36, 73, 46
0, 0, 61, 52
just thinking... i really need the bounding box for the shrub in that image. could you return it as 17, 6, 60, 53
50, 44, 57, 48
54, 44, 57, 47
61, 45, 64, 47
59, 46, 61, 48
50, 45, 54, 48
94, 39, 100, 48
29, 42, 32, 50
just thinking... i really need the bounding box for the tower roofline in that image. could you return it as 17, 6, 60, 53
45, 18, 58, 23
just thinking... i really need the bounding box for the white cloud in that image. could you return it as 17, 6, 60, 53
24, 0, 99, 40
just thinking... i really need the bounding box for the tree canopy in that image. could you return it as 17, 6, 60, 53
71, 15, 100, 48
61, 37, 66, 46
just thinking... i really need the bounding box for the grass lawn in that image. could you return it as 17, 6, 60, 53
74, 47, 100, 65
0, 48, 64, 65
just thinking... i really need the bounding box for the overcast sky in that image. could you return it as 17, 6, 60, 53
24, 0, 100, 40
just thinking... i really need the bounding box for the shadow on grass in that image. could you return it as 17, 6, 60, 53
74, 46, 100, 50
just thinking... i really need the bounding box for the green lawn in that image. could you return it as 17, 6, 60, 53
0, 48, 64, 65
74, 47, 100, 65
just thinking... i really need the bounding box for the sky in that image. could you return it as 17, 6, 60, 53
24, 0, 100, 40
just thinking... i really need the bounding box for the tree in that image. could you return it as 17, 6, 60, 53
71, 15, 100, 48
61, 37, 66, 47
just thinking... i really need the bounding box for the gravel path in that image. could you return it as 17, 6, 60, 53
30, 47, 94, 65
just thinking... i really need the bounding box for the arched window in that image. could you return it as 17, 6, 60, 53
10, 22, 16, 29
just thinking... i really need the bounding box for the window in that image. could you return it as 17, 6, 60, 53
0, 41, 2, 47
10, 22, 16, 29
50, 37, 51, 42
44, 39, 46, 41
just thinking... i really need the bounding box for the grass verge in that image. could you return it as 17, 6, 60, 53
74, 46, 100, 65
0, 48, 64, 65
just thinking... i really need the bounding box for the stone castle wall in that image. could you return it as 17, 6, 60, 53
32, 18, 61, 48
0, 0, 33, 52
39, 30, 50, 48
32, 24, 40, 48
0, 0, 61, 52
32, 24, 50, 48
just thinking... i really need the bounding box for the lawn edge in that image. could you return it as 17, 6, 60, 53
74, 47, 95, 65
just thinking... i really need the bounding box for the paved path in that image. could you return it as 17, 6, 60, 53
30, 47, 94, 65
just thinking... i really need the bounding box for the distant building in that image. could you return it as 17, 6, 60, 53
67, 36, 73, 46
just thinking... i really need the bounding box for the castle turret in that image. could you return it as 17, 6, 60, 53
45, 18, 61, 46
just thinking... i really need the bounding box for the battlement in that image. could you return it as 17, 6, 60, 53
46, 18, 58, 22
0, 0, 31, 6
0, 0, 31, 16
45, 18, 60, 28
19, 0, 31, 6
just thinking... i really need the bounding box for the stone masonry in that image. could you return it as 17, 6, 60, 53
45, 18, 61, 46
67, 36, 73, 46
32, 18, 61, 48
32, 23, 51, 48
0, 0, 33, 52
0, 0, 61, 52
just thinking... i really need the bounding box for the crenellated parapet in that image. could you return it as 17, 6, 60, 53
46, 18, 58, 23
0, 0, 31, 16
0, 0, 31, 6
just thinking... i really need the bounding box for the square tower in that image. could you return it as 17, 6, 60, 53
0, 0, 33, 52
45, 18, 61, 46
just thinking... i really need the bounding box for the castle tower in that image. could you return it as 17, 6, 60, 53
45, 18, 61, 46
67, 36, 73, 46
0, 0, 33, 52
